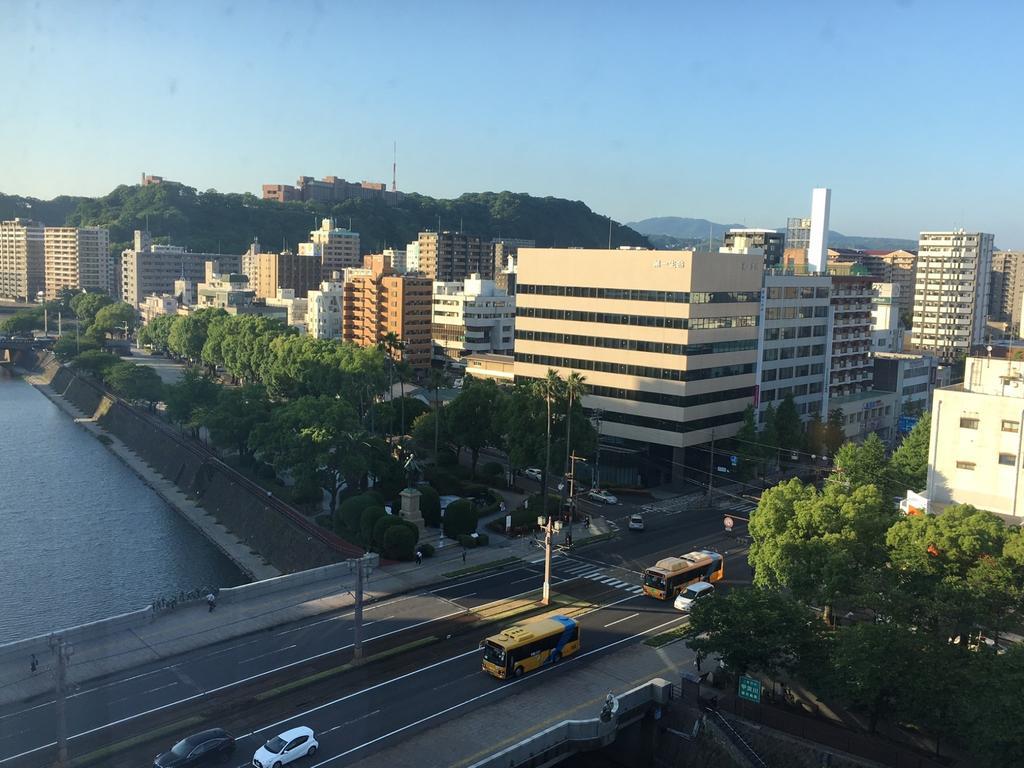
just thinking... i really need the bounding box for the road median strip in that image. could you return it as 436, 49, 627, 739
69, 715, 205, 768
442, 556, 521, 579
571, 531, 618, 548
644, 622, 690, 648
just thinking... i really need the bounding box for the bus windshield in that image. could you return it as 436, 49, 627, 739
482, 641, 506, 667
643, 571, 666, 589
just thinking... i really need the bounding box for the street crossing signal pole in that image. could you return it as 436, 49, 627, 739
50, 634, 73, 768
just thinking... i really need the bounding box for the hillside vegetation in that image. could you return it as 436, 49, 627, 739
2, 183, 649, 256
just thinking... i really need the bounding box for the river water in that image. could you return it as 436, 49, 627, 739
0, 375, 244, 644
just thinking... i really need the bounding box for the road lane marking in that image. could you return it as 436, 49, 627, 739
428, 567, 532, 594
603, 612, 639, 628
106, 681, 179, 706
239, 644, 297, 665
342, 709, 380, 726
0, 606, 469, 767
306, 606, 687, 767
449, 592, 477, 600
509, 576, 537, 584
274, 593, 423, 636
361, 615, 394, 628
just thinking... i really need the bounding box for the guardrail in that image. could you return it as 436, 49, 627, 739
705, 706, 769, 767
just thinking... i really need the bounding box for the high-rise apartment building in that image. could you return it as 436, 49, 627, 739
342, 259, 433, 369
724, 229, 784, 268
786, 217, 811, 252
871, 283, 903, 353
829, 248, 918, 320
43, 227, 110, 299
299, 219, 361, 275
908, 230, 994, 362
990, 251, 1024, 335
432, 275, 515, 364
491, 238, 535, 278
755, 271, 831, 424
0, 219, 45, 302
515, 248, 763, 481
927, 353, 1024, 520
248, 249, 320, 300
305, 278, 345, 340
417, 231, 494, 282
121, 230, 239, 308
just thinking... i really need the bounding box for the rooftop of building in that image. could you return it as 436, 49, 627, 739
873, 351, 935, 361
827, 389, 898, 408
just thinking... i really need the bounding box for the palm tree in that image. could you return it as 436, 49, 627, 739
563, 371, 588, 477
427, 367, 449, 458
377, 332, 403, 434
534, 369, 564, 515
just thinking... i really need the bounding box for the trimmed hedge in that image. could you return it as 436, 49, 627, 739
360, 506, 387, 547
443, 498, 478, 538
481, 461, 504, 479
337, 493, 379, 534
425, 466, 463, 495
372, 515, 405, 551
418, 542, 435, 558
457, 532, 491, 548
419, 485, 442, 527
384, 524, 417, 561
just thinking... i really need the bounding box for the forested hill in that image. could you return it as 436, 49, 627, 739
0, 183, 650, 255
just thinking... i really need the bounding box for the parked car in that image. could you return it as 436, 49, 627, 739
588, 488, 618, 504
673, 581, 715, 613
252, 726, 319, 767
154, 728, 235, 767
523, 467, 543, 482
627, 514, 645, 531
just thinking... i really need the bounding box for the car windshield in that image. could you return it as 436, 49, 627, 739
171, 738, 195, 756
482, 642, 506, 666
682, 585, 708, 600
643, 571, 665, 589
264, 736, 287, 754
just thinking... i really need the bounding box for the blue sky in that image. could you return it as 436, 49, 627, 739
6, 0, 1024, 245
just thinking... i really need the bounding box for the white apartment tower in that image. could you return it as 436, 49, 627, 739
909, 230, 994, 362
807, 187, 831, 272
432, 275, 515, 364
299, 219, 360, 274
305, 278, 345, 339
43, 226, 110, 299
0, 219, 45, 302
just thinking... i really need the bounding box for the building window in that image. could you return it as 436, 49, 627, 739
999, 453, 1017, 466
1002, 420, 1020, 433
959, 417, 979, 429
956, 461, 976, 470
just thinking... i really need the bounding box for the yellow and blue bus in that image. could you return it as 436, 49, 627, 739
481, 615, 581, 679
642, 550, 724, 600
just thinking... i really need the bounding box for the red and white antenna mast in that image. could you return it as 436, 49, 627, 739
392, 141, 397, 192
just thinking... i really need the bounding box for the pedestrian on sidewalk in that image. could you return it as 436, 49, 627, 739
415, 549, 422, 565
206, 592, 216, 612
462, 549, 466, 564
30, 654, 37, 675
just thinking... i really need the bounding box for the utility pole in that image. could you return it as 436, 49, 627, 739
50, 634, 73, 768
353, 556, 365, 661
538, 513, 561, 606
57, 312, 62, 336
567, 452, 586, 544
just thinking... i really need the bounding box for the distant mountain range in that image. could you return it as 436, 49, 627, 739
628, 216, 918, 252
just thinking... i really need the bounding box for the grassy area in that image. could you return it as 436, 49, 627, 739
644, 623, 690, 648
71, 715, 205, 767
442, 556, 521, 578
572, 531, 617, 548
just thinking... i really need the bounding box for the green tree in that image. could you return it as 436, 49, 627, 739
534, 370, 564, 505
828, 432, 890, 495
563, 371, 587, 474
69, 350, 120, 378
426, 367, 449, 457
774, 393, 805, 457
447, 378, 503, 476
686, 588, 821, 677
338, 493, 379, 537
961, 646, 1024, 767
732, 405, 759, 481
1, 310, 42, 335
383, 523, 418, 560
805, 412, 827, 457
749, 478, 896, 623
69, 292, 113, 329
889, 412, 930, 494
359, 505, 387, 548
163, 368, 221, 436
103, 361, 164, 406
499, 383, 546, 478
137, 314, 177, 352
824, 408, 845, 456
91, 302, 138, 337
52, 334, 100, 361
442, 498, 478, 538
759, 403, 779, 473
199, 384, 271, 466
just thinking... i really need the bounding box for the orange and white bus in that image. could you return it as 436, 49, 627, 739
642, 550, 724, 600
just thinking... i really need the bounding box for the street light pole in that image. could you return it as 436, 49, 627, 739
567, 452, 586, 544
538, 513, 561, 606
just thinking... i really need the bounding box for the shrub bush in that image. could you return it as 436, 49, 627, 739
371, 515, 403, 551
418, 542, 435, 558
383, 524, 417, 561
314, 513, 333, 531
462, 482, 489, 498
481, 461, 504, 480
289, 475, 323, 505
337, 494, 377, 535
425, 466, 463, 495
443, 498, 478, 538
525, 493, 560, 516
419, 485, 442, 527
458, 534, 478, 548
255, 462, 277, 480
360, 506, 387, 548
476, 532, 489, 546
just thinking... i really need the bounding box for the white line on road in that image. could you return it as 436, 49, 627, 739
238, 644, 297, 665
603, 612, 639, 628
106, 681, 179, 706
509, 576, 537, 584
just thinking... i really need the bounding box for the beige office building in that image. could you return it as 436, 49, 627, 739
43, 227, 110, 299
927, 354, 1024, 521
990, 251, 1024, 335
515, 248, 763, 478
0, 219, 45, 302
299, 219, 361, 274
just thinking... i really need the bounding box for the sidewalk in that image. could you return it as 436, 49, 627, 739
348, 627, 697, 768
0, 502, 617, 709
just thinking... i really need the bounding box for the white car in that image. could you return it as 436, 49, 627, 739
252, 726, 318, 767
627, 514, 645, 531
524, 468, 543, 482
588, 488, 618, 504
673, 581, 715, 613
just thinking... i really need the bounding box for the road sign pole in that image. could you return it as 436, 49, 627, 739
542, 519, 552, 606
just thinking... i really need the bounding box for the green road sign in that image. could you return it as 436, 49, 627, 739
738, 675, 762, 703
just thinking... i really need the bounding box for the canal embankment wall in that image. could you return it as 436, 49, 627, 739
34, 357, 360, 576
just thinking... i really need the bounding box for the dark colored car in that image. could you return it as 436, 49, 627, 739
154, 728, 236, 767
